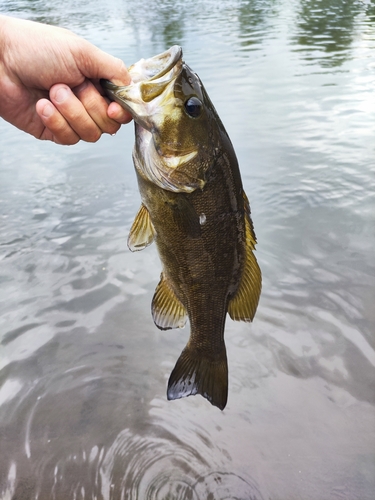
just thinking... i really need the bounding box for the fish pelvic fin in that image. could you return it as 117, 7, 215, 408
127, 204, 155, 252
152, 273, 187, 330
167, 345, 228, 410
228, 191, 262, 322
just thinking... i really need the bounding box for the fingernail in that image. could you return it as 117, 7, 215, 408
41, 101, 54, 118
54, 87, 69, 104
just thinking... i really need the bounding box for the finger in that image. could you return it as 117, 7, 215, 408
91, 79, 132, 124
35, 99, 80, 145
76, 43, 132, 87
107, 101, 133, 124
49, 83, 102, 142
73, 80, 124, 134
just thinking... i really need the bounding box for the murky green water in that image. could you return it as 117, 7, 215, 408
1, 1, 374, 499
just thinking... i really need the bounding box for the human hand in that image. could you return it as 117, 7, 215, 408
0, 15, 132, 145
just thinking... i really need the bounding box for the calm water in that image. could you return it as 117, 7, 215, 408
1, 1, 375, 499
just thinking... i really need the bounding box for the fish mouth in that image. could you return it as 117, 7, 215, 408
100, 46, 183, 112
101, 46, 201, 193
127, 45, 182, 84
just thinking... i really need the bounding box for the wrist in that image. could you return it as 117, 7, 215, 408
0, 15, 13, 78
0, 16, 8, 118
0, 15, 18, 122
0, 15, 7, 64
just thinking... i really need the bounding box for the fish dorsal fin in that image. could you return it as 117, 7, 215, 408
127, 204, 155, 252
228, 192, 262, 322
152, 273, 188, 330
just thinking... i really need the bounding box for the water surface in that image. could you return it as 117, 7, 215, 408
0, 1, 374, 499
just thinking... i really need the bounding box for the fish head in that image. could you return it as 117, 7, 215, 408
101, 46, 226, 192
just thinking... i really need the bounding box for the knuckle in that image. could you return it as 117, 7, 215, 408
54, 136, 79, 146
73, 80, 89, 97
105, 121, 121, 136
68, 135, 81, 145
85, 128, 102, 143
53, 126, 80, 145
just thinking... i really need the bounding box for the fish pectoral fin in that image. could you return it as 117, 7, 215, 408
127, 204, 155, 252
167, 196, 201, 239
167, 345, 228, 410
228, 193, 262, 322
152, 273, 187, 330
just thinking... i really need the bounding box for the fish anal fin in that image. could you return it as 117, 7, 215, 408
167, 345, 228, 410
152, 274, 187, 330
127, 204, 155, 252
228, 193, 262, 322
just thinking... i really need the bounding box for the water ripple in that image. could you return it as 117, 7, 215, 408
100, 425, 263, 500
1, 1, 375, 499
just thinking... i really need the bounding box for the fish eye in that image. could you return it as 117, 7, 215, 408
184, 97, 202, 118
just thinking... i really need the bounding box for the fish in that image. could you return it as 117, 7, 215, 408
101, 46, 261, 410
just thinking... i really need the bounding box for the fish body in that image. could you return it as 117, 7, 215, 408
101, 47, 261, 410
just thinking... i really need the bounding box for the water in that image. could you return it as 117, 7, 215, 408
0, 0, 374, 498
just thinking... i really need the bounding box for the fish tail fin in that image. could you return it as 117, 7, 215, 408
167, 345, 228, 410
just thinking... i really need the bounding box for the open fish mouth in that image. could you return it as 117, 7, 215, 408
101, 45, 183, 107
126, 45, 182, 83
101, 46, 202, 193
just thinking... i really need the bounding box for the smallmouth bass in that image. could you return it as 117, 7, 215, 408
101, 46, 261, 410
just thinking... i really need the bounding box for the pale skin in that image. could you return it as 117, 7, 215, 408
0, 15, 133, 145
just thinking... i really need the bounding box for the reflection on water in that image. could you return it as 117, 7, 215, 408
237, 0, 279, 52
294, 0, 364, 67
1, 0, 375, 499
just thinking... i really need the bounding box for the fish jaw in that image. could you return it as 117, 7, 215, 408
101, 46, 183, 132
127, 45, 182, 83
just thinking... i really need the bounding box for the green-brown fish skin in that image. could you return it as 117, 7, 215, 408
101, 46, 261, 410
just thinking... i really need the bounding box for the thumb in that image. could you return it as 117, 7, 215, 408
76, 40, 132, 86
